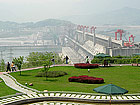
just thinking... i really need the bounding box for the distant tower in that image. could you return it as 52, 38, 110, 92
0, 50, 4, 60
0, 50, 5, 71
8, 47, 13, 63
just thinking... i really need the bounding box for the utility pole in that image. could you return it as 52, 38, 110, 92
8, 47, 13, 63
1, 51, 3, 60
0, 50, 4, 71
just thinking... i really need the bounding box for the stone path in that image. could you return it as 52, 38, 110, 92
0, 73, 37, 95
21, 64, 74, 71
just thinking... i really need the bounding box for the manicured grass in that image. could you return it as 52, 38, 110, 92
0, 78, 18, 97
10, 66, 140, 94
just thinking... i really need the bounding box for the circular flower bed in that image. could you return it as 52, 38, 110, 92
68, 75, 104, 84
74, 63, 99, 69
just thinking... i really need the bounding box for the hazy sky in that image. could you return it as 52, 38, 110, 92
0, 0, 140, 22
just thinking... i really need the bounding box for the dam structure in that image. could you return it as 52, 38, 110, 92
0, 25, 140, 64
62, 25, 140, 64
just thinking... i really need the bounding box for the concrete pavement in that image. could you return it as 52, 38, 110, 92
0, 73, 36, 95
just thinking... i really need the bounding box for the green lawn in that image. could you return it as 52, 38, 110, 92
0, 78, 18, 97
10, 66, 140, 94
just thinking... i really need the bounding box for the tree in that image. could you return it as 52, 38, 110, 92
13, 56, 24, 75
26, 52, 41, 67
42, 52, 54, 80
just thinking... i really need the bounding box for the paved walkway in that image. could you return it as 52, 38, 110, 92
19, 64, 74, 71
0, 73, 37, 95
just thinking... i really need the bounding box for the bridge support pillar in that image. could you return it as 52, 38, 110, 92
83, 32, 86, 43
93, 32, 96, 46
108, 37, 112, 48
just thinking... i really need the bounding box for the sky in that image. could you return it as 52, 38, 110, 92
0, 0, 140, 23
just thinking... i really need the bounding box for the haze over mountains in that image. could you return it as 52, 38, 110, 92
0, 7, 140, 42
0, 19, 73, 38
0, 19, 72, 29
0, 7, 139, 28
61, 7, 140, 26
0, 7, 139, 26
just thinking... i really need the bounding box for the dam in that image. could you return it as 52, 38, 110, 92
61, 25, 140, 64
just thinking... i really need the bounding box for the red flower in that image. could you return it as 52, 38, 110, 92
68, 75, 104, 84
74, 63, 99, 69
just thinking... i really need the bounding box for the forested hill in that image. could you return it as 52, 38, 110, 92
0, 19, 73, 38
0, 19, 72, 29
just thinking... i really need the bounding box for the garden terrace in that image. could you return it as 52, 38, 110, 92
1, 65, 140, 104
8, 66, 140, 94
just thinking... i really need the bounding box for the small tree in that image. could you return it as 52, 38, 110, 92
43, 64, 49, 80
43, 52, 54, 80
26, 52, 40, 67
13, 56, 24, 75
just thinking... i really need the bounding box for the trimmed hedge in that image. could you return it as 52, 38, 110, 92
74, 63, 99, 69
36, 71, 68, 77
68, 75, 104, 84
91, 57, 140, 64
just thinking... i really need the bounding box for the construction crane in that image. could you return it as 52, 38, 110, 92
115, 29, 125, 40
129, 35, 135, 43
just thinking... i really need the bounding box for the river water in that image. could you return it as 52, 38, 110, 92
0, 45, 62, 63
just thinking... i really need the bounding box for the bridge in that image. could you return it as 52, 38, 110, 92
61, 25, 140, 64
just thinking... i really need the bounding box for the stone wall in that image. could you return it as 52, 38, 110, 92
110, 48, 140, 56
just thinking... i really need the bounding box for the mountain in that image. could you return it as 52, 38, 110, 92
61, 7, 140, 25
0, 19, 72, 29
27, 19, 72, 28
0, 19, 73, 38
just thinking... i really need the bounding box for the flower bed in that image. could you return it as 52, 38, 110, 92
74, 63, 99, 69
68, 75, 104, 84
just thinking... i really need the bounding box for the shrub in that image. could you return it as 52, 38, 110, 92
91, 56, 140, 64
68, 75, 104, 84
74, 63, 99, 69
36, 71, 67, 77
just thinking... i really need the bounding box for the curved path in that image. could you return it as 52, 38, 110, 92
0, 73, 36, 95
0, 64, 140, 105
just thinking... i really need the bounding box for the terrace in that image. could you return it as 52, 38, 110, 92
0, 64, 140, 104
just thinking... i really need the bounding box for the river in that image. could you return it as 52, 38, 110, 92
0, 45, 62, 63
